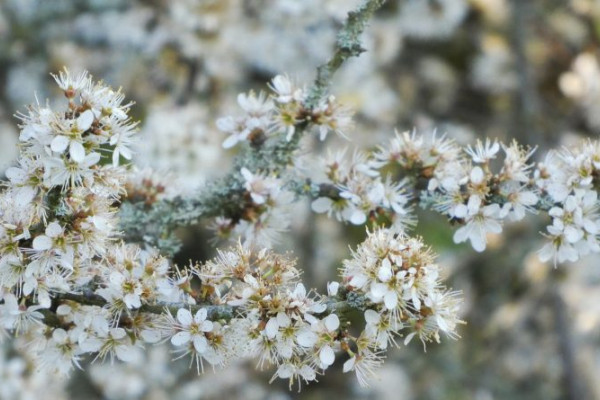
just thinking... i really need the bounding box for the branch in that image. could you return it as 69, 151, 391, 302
43, 290, 359, 328
119, 0, 388, 254
304, 0, 388, 108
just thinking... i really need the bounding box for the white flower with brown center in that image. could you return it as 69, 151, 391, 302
171, 308, 214, 354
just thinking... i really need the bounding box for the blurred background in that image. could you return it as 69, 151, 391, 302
1, 0, 600, 399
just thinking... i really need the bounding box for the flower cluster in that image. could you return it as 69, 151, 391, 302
535, 141, 600, 264
213, 168, 294, 247
310, 148, 413, 229
195, 244, 335, 389
217, 75, 353, 148
340, 229, 462, 383
307, 128, 600, 267
1, 69, 469, 392
0, 69, 182, 376
372, 131, 539, 252
196, 229, 463, 390
2, 67, 135, 309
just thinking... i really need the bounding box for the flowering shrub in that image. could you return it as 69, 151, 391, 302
2, 0, 600, 398
0, 63, 464, 391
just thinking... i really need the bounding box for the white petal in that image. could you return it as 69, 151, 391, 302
299, 365, 316, 381
170, 331, 191, 346
109, 272, 124, 285
5, 167, 26, 184
483, 203, 500, 217
327, 281, 340, 296
485, 219, 502, 234
83, 152, 101, 167
116, 345, 140, 363
69, 141, 86, 163
296, 329, 318, 347
349, 274, 368, 288
564, 226, 582, 243
436, 314, 449, 332
14, 187, 36, 205
343, 357, 356, 373
52, 328, 68, 343
110, 328, 127, 340
193, 308, 208, 323
311, 197, 333, 213
319, 345, 335, 366
538, 242, 555, 263
113, 108, 127, 120
193, 335, 208, 353
80, 338, 102, 353
470, 233, 487, 252
93, 316, 109, 335
32, 235, 52, 251
200, 320, 214, 332
470, 166, 484, 184
177, 309, 193, 326
265, 317, 279, 339
244, 274, 258, 287
277, 311, 291, 327
276, 364, 294, 379
364, 309, 380, 325
51, 136, 69, 153
384, 291, 398, 310
124, 294, 141, 309
222, 134, 239, 149
112, 150, 120, 167
277, 341, 293, 359
45, 222, 63, 238
293, 283, 307, 298
349, 209, 367, 225
216, 116, 235, 132
370, 283, 388, 300
324, 314, 340, 331
453, 203, 468, 219
77, 110, 94, 131
467, 195, 481, 214
119, 146, 132, 160
240, 167, 253, 181
377, 264, 393, 282
311, 302, 327, 313
141, 329, 161, 343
